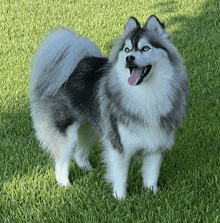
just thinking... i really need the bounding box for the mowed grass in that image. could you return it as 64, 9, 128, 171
0, 0, 220, 222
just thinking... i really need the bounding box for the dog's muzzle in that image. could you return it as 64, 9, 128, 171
126, 56, 152, 86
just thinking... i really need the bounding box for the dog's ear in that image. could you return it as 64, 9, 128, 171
124, 17, 140, 34
144, 15, 165, 34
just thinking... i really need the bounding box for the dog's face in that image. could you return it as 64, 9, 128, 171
120, 37, 154, 86
111, 16, 171, 86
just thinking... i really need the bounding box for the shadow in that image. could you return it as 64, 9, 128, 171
155, 0, 220, 190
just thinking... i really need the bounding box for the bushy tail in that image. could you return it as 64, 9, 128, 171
30, 26, 104, 98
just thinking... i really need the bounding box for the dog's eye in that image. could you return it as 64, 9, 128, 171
124, 47, 130, 53
142, 46, 150, 52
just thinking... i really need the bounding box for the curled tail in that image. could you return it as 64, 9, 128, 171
30, 26, 104, 98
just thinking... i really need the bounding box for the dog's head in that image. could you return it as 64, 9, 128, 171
110, 15, 174, 86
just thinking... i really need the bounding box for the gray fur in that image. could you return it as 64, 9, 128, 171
109, 17, 140, 63
30, 26, 103, 99
124, 17, 140, 34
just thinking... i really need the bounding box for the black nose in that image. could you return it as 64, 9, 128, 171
126, 55, 135, 63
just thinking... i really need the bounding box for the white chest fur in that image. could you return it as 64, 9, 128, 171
118, 121, 175, 157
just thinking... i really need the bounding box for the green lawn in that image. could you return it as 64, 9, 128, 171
0, 0, 220, 222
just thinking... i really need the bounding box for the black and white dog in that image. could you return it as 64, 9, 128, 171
30, 15, 188, 199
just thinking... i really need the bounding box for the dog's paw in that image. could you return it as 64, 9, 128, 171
113, 188, 127, 200
77, 160, 94, 171
55, 165, 71, 187
57, 178, 71, 188
82, 163, 94, 171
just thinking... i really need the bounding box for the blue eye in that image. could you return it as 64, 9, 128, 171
125, 47, 130, 53
142, 46, 150, 51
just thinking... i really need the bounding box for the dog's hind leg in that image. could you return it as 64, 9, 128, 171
33, 112, 79, 187
53, 124, 79, 187
73, 144, 93, 171
73, 123, 99, 171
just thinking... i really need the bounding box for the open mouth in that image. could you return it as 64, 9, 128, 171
128, 65, 152, 86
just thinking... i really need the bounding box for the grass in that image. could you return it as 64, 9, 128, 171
0, 0, 220, 222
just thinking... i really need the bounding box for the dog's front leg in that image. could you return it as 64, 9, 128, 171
102, 148, 131, 200
142, 151, 164, 194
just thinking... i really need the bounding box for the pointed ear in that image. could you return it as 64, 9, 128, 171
144, 15, 165, 34
124, 17, 141, 34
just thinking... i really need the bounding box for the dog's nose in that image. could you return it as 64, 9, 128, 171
126, 55, 135, 63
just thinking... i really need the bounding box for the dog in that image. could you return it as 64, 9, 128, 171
29, 15, 188, 199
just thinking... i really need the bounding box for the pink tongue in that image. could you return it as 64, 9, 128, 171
128, 73, 140, 86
